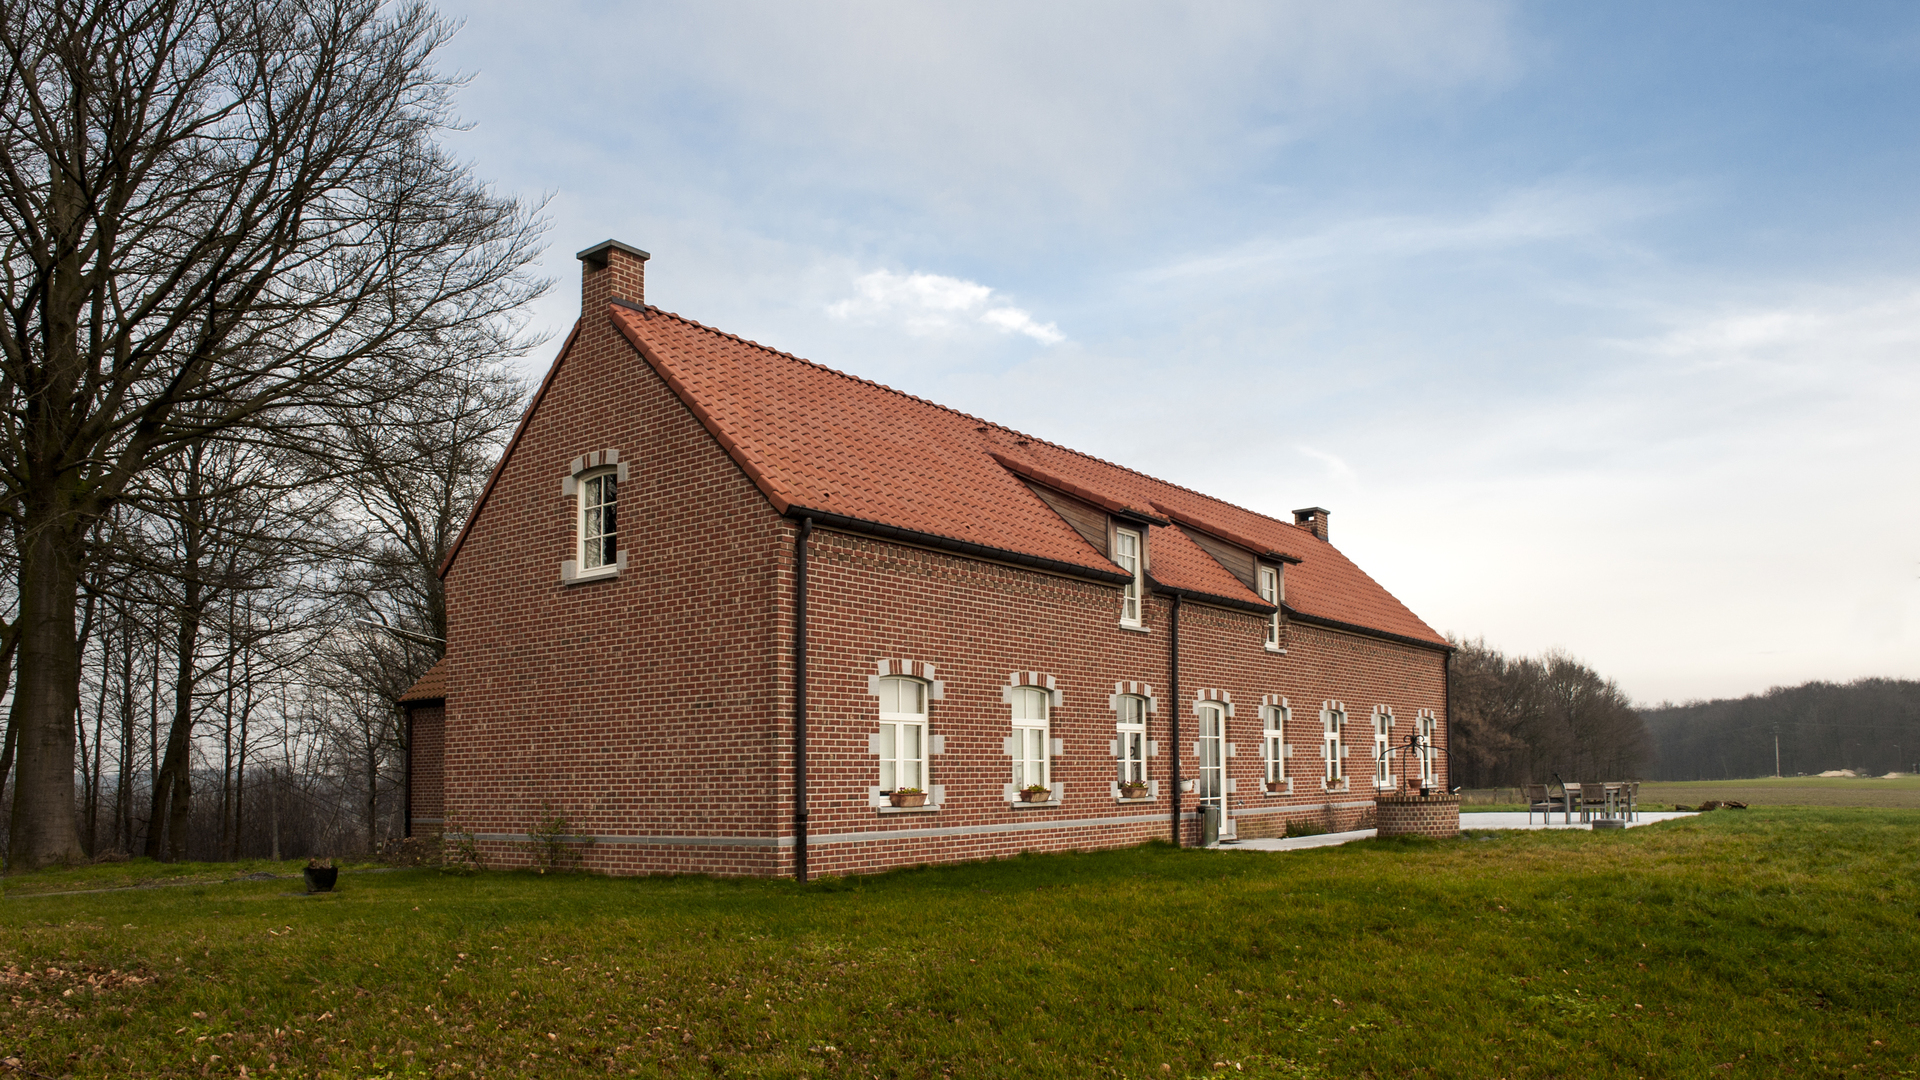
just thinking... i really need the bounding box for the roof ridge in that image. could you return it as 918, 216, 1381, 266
633, 304, 1321, 541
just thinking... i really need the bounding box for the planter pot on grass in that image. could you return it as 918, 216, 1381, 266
303, 867, 338, 893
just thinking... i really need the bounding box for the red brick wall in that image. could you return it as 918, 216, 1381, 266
441, 286, 1450, 877
407, 702, 445, 834
442, 294, 791, 876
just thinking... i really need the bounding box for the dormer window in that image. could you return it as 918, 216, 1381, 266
1115, 527, 1143, 626
1258, 565, 1281, 649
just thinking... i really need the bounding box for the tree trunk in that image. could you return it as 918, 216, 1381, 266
269, 766, 281, 863
145, 599, 201, 862
116, 622, 136, 854
8, 519, 86, 868
366, 727, 380, 856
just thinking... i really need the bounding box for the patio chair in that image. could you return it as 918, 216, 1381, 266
1580, 782, 1612, 822
1524, 783, 1556, 825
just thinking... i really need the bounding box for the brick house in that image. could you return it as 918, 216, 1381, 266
405, 240, 1453, 878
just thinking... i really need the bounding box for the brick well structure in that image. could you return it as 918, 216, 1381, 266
405, 241, 1454, 878
1373, 793, 1462, 839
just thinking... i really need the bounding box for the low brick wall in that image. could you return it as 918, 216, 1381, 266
1374, 793, 1460, 838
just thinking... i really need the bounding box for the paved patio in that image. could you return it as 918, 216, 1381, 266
1225, 810, 1699, 852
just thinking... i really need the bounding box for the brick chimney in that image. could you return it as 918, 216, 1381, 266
1293, 506, 1329, 541
577, 239, 649, 312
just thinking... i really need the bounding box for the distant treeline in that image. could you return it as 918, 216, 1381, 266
1446, 638, 1652, 788
1638, 678, 1920, 780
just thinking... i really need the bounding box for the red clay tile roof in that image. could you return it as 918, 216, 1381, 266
399, 657, 450, 703
607, 304, 1446, 648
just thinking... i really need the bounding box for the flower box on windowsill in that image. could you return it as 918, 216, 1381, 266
888, 790, 927, 808
1322, 779, 1349, 794
1118, 783, 1149, 801
1264, 780, 1291, 796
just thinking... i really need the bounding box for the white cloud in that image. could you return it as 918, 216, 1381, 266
1296, 446, 1358, 484
827, 270, 1064, 344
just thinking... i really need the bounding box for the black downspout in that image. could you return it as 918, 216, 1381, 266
1168, 593, 1182, 846
793, 517, 812, 882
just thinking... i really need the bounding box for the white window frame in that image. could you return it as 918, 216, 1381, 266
1322, 701, 1347, 790
1116, 694, 1149, 786
1373, 706, 1396, 790
1261, 701, 1291, 790
578, 467, 619, 574
560, 451, 629, 584
1010, 686, 1050, 792
876, 676, 929, 795
1002, 676, 1063, 804
1258, 565, 1282, 650
1115, 527, 1144, 627
1417, 708, 1438, 787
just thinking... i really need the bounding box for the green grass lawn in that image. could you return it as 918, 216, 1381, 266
1462, 776, 1920, 813
4, 810, 1916, 1078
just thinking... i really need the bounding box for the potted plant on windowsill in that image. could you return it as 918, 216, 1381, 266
1019, 783, 1051, 803
888, 787, 927, 808
1118, 780, 1148, 800
1265, 779, 1286, 794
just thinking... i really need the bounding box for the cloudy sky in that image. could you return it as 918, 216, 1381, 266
433, 0, 1920, 704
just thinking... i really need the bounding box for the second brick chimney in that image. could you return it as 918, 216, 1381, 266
1292, 506, 1329, 541
577, 239, 649, 312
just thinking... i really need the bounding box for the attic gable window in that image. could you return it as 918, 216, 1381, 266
1115, 527, 1144, 627
560, 450, 628, 584
581, 469, 618, 570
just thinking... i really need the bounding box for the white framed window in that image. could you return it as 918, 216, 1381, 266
1417, 708, 1438, 786
1258, 565, 1281, 650
560, 450, 628, 584
1010, 686, 1050, 790
1322, 701, 1347, 788
1262, 701, 1290, 785
579, 468, 619, 572
1373, 707, 1395, 789
1116, 694, 1148, 784
1115, 527, 1143, 626
876, 676, 928, 793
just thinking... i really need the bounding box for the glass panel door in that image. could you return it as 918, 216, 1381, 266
1198, 704, 1225, 809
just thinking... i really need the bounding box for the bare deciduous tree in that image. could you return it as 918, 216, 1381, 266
0, 0, 546, 866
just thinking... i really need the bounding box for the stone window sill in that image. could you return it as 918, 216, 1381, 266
876, 804, 940, 815
1118, 623, 1151, 634
1008, 799, 1061, 810
1114, 796, 1154, 804
1264, 645, 1287, 654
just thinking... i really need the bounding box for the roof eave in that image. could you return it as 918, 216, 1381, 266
1283, 606, 1452, 653
787, 505, 1134, 587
